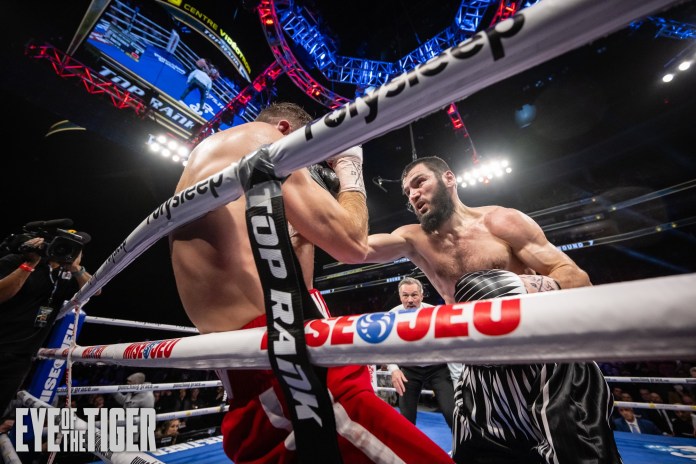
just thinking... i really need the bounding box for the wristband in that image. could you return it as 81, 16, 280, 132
19, 263, 35, 273
71, 266, 86, 277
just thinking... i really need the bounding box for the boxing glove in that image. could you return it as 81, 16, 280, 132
454, 269, 527, 302
308, 164, 340, 197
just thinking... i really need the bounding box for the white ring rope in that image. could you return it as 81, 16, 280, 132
85, 316, 199, 333
0, 434, 21, 464
375, 386, 435, 397
374, 370, 696, 386
58, 0, 681, 316
55, 380, 223, 396
39, 274, 696, 369
369, 388, 695, 412
604, 376, 696, 385
145, 405, 228, 423
613, 401, 696, 412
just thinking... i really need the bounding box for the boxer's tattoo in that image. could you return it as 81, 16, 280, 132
520, 275, 561, 293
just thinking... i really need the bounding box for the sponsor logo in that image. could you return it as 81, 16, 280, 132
147, 173, 224, 224
39, 323, 75, 402
123, 339, 181, 360
263, 300, 522, 349
355, 312, 395, 344
302, 15, 525, 141
82, 345, 108, 359
248, 185, 323, 427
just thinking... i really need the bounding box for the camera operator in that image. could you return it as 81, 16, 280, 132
0, 228, 96, 418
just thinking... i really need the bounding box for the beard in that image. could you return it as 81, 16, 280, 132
417, 179, 454, 233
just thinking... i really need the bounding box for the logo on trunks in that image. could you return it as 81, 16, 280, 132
248, 185, 324, 427
122, 339, 181, 359
262, 300, 522, 348
302, 15, 524, 140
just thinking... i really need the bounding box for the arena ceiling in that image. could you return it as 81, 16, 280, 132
1, 1, 695, 336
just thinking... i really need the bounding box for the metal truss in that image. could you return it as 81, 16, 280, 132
259, 0, 352, 108
644, 15, 696, 39
25, 42, 148, 115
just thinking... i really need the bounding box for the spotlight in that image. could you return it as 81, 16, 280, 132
146, 133, 190, 166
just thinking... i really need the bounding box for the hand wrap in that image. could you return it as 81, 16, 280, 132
326, 145, 366, 197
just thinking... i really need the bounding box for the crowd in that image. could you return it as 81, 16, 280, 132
65, 365, 225, 448
601, 361, 696, 438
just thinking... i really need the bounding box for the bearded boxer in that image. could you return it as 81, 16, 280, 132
364, 156, 622, 464
169, 104, 453, 463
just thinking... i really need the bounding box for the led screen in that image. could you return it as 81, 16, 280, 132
80, 0, 259, 138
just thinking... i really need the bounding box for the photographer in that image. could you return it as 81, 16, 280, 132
0, 221, 96, 418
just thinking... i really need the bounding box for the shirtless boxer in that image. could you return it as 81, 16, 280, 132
364, 156, 622, 464
169, 104, 452, 463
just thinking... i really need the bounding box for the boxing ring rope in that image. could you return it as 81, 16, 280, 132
52, 376, 696, 411
39, 273, 696, 369
371, 371, 696, 407
140, 405, 228, 424
85, 316, 199, 333
368, 386, 696, 412
57, 0, 682, 315
55, 380, 223, 396
373, 370, 696, 387
604, 376, 696, 385
613, 401, 696, 413
0, 434, 21, 464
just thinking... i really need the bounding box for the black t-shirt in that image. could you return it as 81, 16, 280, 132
0, 254, 78, 354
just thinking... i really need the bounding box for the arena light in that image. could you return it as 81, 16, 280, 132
146, 134, 190, 166
661, 50, 694, 84
459, 159, 512, 188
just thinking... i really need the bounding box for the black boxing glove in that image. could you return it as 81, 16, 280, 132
308, 163, 340, 197
454, 269, 527, 302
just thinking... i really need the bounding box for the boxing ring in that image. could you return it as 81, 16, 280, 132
4, 0, 696, 462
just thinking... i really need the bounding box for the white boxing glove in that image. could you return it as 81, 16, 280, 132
326, 145, 365, 197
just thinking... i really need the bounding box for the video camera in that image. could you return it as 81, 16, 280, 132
0, 219, 90, 264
